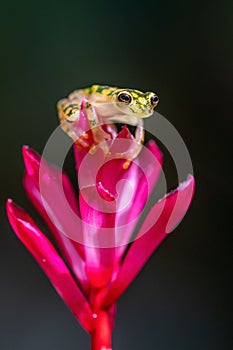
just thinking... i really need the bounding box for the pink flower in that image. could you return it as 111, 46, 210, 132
6, 104, 195, 350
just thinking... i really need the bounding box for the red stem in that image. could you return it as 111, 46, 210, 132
91, 310, 112, 350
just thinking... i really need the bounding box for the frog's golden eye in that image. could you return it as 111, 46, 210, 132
150, 95, 159, 108
117, 92, 132, 104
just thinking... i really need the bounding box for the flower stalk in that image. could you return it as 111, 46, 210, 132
91, 310, 112, 350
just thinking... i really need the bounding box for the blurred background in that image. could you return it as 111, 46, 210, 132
0, 0, 232, 349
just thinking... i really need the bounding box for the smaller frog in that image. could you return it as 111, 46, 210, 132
57, 85, 159, 167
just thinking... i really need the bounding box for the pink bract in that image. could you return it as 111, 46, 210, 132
6, 104, 195, 349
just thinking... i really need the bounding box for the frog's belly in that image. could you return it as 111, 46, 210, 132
107, 114, 138, 126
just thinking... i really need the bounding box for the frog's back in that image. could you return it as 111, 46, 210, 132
84, 85, 117, 97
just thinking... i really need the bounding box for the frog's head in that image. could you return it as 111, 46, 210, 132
109, 88, 159, 118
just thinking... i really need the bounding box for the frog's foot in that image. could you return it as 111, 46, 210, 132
88, 126, 112, 156
115, 143, 143, 169
89, 141, 111, 157
75, 133, 90, 151
92, 126, 111, 144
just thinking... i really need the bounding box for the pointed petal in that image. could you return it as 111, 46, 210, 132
72, 103, 95, 171
73, 101, 115, 173
114, 139, 163, 250
6, 200, 94, 333
22, 146, 85, 258
24, 173, 90, 292
77, 128, 163, 264
103, 175, 195, 307
90, 129, 163, 249
23, 146, 79, 216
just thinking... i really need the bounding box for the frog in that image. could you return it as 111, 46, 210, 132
57, 85, 159, 168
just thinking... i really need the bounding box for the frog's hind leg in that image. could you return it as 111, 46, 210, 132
57, 98, 81, 123
116, 119, 145, 169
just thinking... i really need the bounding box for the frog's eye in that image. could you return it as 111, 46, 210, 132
117, 92, 132, 104
150, 95, 159, 108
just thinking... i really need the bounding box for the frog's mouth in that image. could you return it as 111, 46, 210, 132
128, 106, 154, 119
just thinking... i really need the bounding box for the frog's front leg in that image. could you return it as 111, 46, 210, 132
84, 101, 111, 155
116, 119, 145, 169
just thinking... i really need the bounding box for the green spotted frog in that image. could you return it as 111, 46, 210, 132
57, 85, 159, 167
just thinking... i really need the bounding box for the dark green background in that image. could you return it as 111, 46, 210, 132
0, 1, 232, 349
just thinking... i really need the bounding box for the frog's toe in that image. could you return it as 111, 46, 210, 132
75, 134, 90, 150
